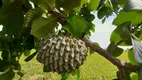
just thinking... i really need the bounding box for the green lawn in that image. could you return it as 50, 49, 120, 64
13, 51, 130, 80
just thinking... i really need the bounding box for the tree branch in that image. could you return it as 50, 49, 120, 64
50, 9, 140, 80
117, 67, 126, 80
82, 36, 139, 80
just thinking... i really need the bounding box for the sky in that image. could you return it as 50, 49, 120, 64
90, 13, 116, 48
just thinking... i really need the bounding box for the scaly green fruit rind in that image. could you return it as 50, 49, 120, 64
37, 34, 87, 73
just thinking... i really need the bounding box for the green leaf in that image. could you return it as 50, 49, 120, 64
0, 69, 15, 80
128, 48, 139, 65
120, 27, 130, 40
87, 0, 99, 11
117, 0, 128, 8
110, 0, 119, 11
61, 73, 69, 80
63, 15, 90, 38
110, 22, 131, 44
24, 7, 45, 27
0, 39, 9, 51
124, 0, 142, 11
86, 31, 91, 36
75, 69, 80, 80
16, 71, 24, 79
125, 68, 131, 80
13, 62, 21, 70
0, 13, 7, 25
24, 51, 37, 62
23, 50, 31, 56
90, 23, 95, 32
2, 1, 24, 36
94, 42, 100, 47
97, 5, 113, 19
119, 38, 132, 46
83, 14, 95, 22
97, 0, 106, 8
23, 35, 35, 50
55, 0, 60, 9
61, 0, 81, 12
131, 73, 138, 80
2, 0, 11, 5
102, 17, 106, 24
116, 69, 131, 80
43, 65, 49, 72
0, 0, 2, 7
116, 71, 121, 79
31, 16, 58, 38
0, 60, 9, 72
74, 0, 88, 12
89, 48, 94, 54
138, 31, 142, 40
1, 50, 9, 60
113, 10, 142, 26
30, 0, 55, 10
22, 0, 33, 11
107, 42, 123, 57
110, 29, 122, 44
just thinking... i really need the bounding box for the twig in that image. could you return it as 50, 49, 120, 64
117, 67, 126, 80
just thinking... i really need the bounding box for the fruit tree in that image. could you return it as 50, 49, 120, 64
0, 0, 142, 80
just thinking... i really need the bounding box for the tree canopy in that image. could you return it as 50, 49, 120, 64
0, 0, 142, 80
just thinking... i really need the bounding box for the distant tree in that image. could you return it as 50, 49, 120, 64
0, 0, 142, 80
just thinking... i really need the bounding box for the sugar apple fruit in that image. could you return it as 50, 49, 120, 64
37, 34, 87, 73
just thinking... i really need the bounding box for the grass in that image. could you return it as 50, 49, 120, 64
13, 51, 130, 80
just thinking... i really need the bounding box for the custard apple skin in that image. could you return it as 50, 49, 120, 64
37, 35, 87, 73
